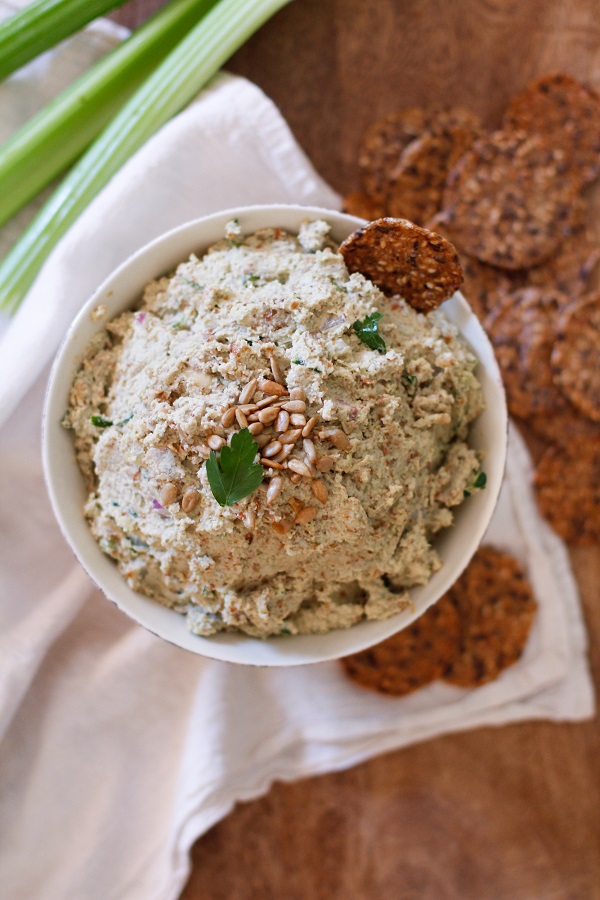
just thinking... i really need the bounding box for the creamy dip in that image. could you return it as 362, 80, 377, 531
64, 219, 484, 637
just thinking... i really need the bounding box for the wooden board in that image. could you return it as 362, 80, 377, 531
111, 2, 600, 896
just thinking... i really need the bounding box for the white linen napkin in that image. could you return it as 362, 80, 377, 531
0, 8, 594, 900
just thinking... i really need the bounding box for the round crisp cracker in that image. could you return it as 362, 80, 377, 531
340, 594, 461, 696
339, 218, 463, 312
503, 72, 600, 184
441, 130, 581, 270
386, 127, 479, 226
359, 107, 481, 202
342, 191, 386, 221
551, 292, 600, 423
484, 288, 571, 420
426, 212, 512, 319
443, 546, 537, 688
526, 404, 600, 445
534, 438, 600, 544
524, 226, 600, 297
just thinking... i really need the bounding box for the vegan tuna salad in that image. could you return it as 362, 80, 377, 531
63, 218, 485, 638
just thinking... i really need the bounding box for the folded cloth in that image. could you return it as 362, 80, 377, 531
0, 8, 594, 900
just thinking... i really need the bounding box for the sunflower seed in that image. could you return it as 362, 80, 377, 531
312, 480, 328, 503
261, 380, 288, 396
160, 483, 179, 506
302, 416, 319, 437
221, 407, 236, 428
269, 355, 284, 384
279, 428, 302, 445
316, 456, 334, 472
282, 400, 306, 413
182, 488, 201, 513
256, 394, 281, 409
255, 433, 272, 449
295, 506, 317, 525
276, 410, 290, 433
288, 458, 312, 478
238, 378, 258, 405
303, 438, 317, 463
207, 434, 225, 451
248, 422, 264, 435
235, 408, 248, 429
290, 413, 306, 427
266, 476, 283, 505
258, 407, 279, 425
260, 458, 285, 469
289, 388, 306, 401
263, 440, 283, 458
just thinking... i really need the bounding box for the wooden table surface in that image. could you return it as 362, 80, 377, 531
112, 2, 600, 896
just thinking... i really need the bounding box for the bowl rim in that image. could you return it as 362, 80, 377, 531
43, 203, 508, 666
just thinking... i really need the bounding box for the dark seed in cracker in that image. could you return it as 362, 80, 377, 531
340, 594, 461, 696
441, 130, 581, 270
339, 217, 463, 312
534, 437, 600, 544
503, 72, 600, 184
550, 292, 600, 423
444, 546, 537, 687
386, 127, 479, 226
484, 287, 571, 420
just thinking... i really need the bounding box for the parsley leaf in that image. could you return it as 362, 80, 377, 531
206, 428, 263, 506
353, 312, 386, 354
463, 471, 487, 498
91, 415, 113, 427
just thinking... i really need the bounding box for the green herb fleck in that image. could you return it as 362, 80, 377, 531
401, 373, 418, 388
353, 312, 386, 354
243, 273, 260, 286
292, 358, 305, 366
279, 628, 292, 636
116, 414, 133, 426
91, 415, 113, 428
464, 471, 487, 498
180, 276, 203, 291
206, 428, 263, 507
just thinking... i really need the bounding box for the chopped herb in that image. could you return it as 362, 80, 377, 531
464, 470, 487, 498
473, 471, 487, 489
245, 339, 253, 346
353, 312, 386, 354
279, 628, 292, 636
311, 367, 322, 374
116, 414, 133, 426
91, 414, 112, 427
180, 277, 203, 291
206, 427, 263, 507
292, 358, 305, 366
401, 373, 418, 388
243, 273, 260, 286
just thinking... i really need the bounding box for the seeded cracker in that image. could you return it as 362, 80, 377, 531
484, 288, 571, 420
534, 438, 600, 544
387, 127, 479, 226
503, 72, 600, 184
444, 547, 537, 688
358, 107, 481, 203
426, 212, 511, 320
340, 594, 461, 696
551, 292, 600, 423
524, 225, 600, 297
441, 130, 580, 270
339, 218, 463, 312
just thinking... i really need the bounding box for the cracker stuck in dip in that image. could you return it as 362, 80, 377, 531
63, 218, 485, 638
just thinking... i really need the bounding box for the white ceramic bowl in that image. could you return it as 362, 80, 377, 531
43, 204, 507, 666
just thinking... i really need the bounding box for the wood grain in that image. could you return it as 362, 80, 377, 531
111, 1, 600, 897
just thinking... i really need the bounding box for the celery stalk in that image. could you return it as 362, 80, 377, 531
0, 0, 128, 81
0, 0, 292, 314
0, 0, 220, 231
